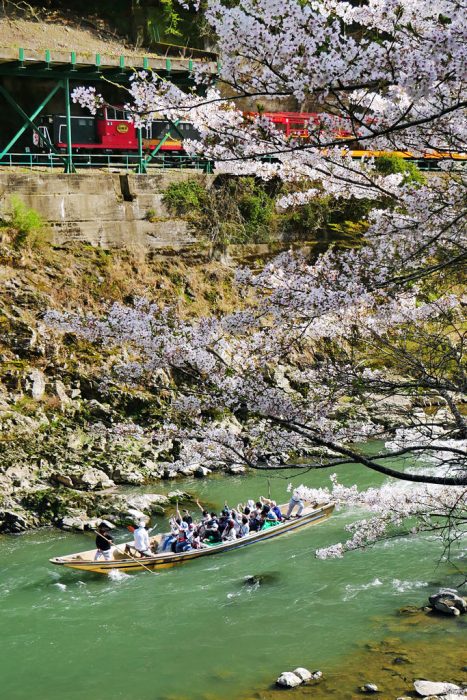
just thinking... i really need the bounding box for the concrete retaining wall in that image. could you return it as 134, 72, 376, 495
0, 170, 211, 249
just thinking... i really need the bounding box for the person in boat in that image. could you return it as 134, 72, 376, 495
186, 522, 196, 544
126, 520, 153, 558
222, 519, 237, 542
172, 519, 189, 552
241, 506, 252, 528
217, 511, 229, 538
193, 504, 211, 539
239, 515, 250, 538
196, 500, 210, 519
218, 506, 231, 534
94, 522, 114, 561
182, 509, 193, 526
286, 488, 305, 518
203, 517, 221, 544
249, 508, 262, 532
191, 532, 208, 549
175, 525, 192, 553
161, 517, 180, 552
230, 509, 241, 535
262, 510, 280, 530
261, 497, 283, 521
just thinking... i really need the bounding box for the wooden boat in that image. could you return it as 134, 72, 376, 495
50, 501, 335, 575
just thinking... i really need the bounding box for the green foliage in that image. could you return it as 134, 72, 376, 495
278, 194, 373, 249
374, 154, 427, 185
2, 196, 50, 249
162, 179, 209, 217
163, 173, 399, 250
237, 179, 275, 239
163, 176, 276, 245
145, 208, 158, 222
145, 1, 183, 41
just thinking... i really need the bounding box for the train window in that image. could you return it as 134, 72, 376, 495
115, 109, 125, 120
78, 119, 87, 126
106, 107, 116, 120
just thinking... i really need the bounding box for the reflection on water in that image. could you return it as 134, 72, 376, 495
0, 457, 465, 700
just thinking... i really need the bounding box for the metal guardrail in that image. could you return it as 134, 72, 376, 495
0, 152, 213, 173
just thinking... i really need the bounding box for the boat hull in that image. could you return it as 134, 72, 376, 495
50, 502, 334, 574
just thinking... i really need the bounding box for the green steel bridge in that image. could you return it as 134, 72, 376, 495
0, 46, 219, 173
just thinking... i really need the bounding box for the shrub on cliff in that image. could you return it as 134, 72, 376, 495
1, 196, 50, 250
162, 179, 209, 218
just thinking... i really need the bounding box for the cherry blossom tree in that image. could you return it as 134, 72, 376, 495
64, 0, 466, 556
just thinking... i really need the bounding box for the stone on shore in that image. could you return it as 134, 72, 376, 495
76, 468, 115, 491
414, 680, 462, 696
276, 672, 302, 688
126, 494, 169, 513
227, 465, 246, 475
61, 516, 86, 531
362, 683, 379, 693
0, 509, 31, 533
113, 466, 145, 485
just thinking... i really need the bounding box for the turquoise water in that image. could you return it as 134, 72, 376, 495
1, 456, 465, 700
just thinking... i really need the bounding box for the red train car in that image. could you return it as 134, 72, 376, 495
35, 107, 137, 152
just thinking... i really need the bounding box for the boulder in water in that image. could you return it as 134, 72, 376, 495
293, 668, 312, 682
428, 589, 467, 615
243, 572, 280, 587
167, 490, 191, 503
276, 672, 302, 688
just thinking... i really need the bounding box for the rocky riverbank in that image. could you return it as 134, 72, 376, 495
0, 223, 247, 532
0, 219, 460, 533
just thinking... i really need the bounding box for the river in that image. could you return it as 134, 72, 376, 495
1, 450, 465, 700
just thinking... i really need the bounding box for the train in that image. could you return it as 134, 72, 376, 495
33, 106, 199, 154
31, 106, 466, 168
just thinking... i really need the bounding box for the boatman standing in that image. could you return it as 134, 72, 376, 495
94, 522, 114, 561
131, 520, 153, 557
286, 488, 305, 518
